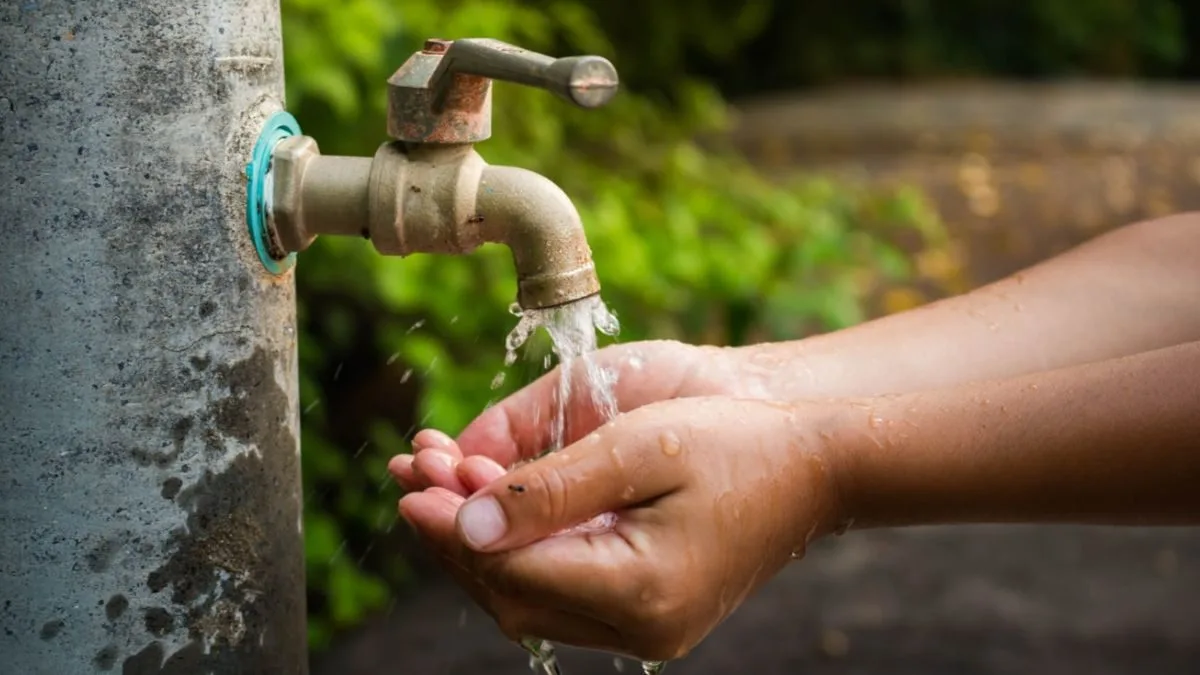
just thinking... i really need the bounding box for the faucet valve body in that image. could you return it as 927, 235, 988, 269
258, 38, 618, 310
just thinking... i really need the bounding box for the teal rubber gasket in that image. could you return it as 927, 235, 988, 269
245, 111, 301, 275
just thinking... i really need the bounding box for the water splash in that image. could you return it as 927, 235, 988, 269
503, 296, 620, 456
522, 637, 562, 675
503, 296, 672, 675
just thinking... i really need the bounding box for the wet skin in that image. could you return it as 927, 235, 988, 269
391, 213, 1200, 660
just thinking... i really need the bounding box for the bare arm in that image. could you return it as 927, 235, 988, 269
832, 339, 1200, 529
734, 213, 1200, 399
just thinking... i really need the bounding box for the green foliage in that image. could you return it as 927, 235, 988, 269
281, 0, 949, 649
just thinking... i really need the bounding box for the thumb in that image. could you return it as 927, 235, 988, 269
454, 421, 684, 552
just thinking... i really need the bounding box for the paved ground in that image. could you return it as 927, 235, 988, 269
312, 524, 1200, 675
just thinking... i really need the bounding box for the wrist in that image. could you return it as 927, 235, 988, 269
713, 343, 824, 401
688, 344, 776, 398
769, 399, 859, 543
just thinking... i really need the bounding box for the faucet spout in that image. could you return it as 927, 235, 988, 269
266, 138, 600, 311
475, 165, 599, 309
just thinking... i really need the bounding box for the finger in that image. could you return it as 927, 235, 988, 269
412, 449, 469, 496
398, 486, 464, 531
457, 344, 690, 466
457, 455, 508, 493
400, 429, 463, 492
400, 488, 513, 624
455, 412, 686, 552
388, 454, 417, 491
412, 429, 462, 458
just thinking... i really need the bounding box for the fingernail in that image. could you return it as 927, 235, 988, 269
425, 430, 454, 447
458, 496, 507, 549
425, 450, 455, 470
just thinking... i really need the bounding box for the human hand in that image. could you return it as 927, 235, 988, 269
390, 340, 750, 495
395, 397, 846, 661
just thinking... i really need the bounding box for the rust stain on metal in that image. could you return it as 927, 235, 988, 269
422, 38, 451, 54
386, 45, 493, 144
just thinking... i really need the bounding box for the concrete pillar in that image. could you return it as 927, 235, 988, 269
0, 1, 307, 672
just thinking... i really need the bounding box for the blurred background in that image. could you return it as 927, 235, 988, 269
282, 1, 1200, 672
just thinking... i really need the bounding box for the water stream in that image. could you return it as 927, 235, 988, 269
500, 296, 666, 675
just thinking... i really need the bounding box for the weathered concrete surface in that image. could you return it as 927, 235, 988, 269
315, 525, 1200, 675
0, 1, 306, 673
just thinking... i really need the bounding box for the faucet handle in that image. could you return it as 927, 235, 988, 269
431, 38, 619, 109
386, 38, 620, 144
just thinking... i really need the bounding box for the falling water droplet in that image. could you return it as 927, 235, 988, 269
658, 431, 682, 457
833, 518, 855, 536
400, 368, 413, 383
612, 657, 626, 672
819, 628, 851, 658
522, 638, 562, 675
355, 541, 377, 566
641, 661, 666, 675
406, 319, 426, 334
490, 372, 506, 390
333, 362, 344, 381
327, 540, 347, 564
386, 352, 400, 366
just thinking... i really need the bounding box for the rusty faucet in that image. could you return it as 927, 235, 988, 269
263, 38, 620, 309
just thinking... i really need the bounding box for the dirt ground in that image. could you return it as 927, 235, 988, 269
312, 525, 1200, 675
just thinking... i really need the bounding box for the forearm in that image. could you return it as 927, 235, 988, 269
736, 213, 1200, 399
830, 340, 1200, 529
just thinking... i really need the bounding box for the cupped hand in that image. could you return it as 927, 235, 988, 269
390, 340, 747, 495
397, 397, 846, 661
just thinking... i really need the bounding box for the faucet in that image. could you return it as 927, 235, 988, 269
263, 38, 619, 310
